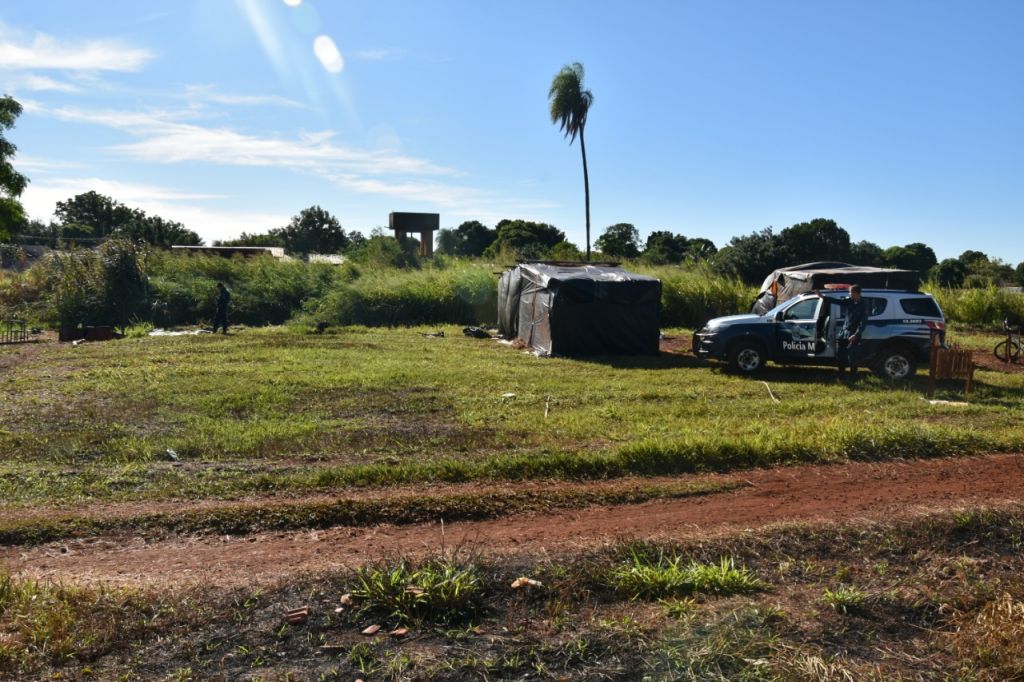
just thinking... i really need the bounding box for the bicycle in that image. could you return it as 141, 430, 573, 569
993, 318, 1022, 363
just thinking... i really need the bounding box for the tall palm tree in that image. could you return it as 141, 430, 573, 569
548, 62, 594, 260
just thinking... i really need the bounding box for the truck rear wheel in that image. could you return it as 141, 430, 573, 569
874, 345, 917, 380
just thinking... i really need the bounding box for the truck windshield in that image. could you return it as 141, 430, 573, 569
762, 298, 802, 318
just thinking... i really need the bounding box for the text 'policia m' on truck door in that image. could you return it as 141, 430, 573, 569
775, 297, 821, 360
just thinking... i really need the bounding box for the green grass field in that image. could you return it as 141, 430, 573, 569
2, 325, 1021, 511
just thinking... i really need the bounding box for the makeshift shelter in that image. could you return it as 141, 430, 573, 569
751, 262, 919, 315
497, 263, 661, 356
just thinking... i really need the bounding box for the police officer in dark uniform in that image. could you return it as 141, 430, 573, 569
837, 284, 867, 381
212, 282, 231, 335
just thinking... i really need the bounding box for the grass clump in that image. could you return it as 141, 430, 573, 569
820, 585, 868, 614
350, 558, 485, 625
607, 553, 764, 600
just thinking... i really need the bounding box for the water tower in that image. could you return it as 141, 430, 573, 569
388, 212, 439, 257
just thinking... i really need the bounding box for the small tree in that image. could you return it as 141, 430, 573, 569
55, 191, 136, 240
350, 228, 419, 269
487, 219, 566, 259
595, 223, 641, 259
850, 240, 884, 267
644, 231, 688, 264
883, 242, 937, 273
547, 240, 583, 261
278, 206, 349, 255
0, 95, 29, 240
712, 227, 785, 283
684, 237, 717, 261
931, 258, 967, 288
777, 218, 851, 264
436, 220, 496, 257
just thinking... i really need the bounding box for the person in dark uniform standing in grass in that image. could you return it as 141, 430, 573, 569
837, 284, 867, 381
212, 282, 231, 335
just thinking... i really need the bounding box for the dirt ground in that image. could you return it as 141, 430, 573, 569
4, 453, 1023, 588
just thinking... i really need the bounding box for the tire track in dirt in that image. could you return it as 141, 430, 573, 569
3, 453, 1023, 588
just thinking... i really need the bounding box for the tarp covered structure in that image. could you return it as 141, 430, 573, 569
751, 262, 920, 315
497, 263, 661, 356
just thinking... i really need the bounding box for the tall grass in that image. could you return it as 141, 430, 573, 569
633, 263, 754, 327
928, 284, 1024, 327
302, 260, 497, 326
147, 250, 339, 326
7, 248, 1021, 330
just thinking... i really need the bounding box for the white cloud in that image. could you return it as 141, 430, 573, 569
31, 102, 456, 177
21, 104, 546, 235
0, 73, 81, 93
182, 85, 306, 109
11, 155, 84, 172
0, 24, 154, 72
21, 177, 284, 243
332, 175, 556, 226
350, 48, 406, 62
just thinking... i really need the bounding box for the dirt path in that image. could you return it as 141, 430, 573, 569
3, 453, 1023, 588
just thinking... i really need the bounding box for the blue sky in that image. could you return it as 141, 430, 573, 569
1, 1, 1021, 264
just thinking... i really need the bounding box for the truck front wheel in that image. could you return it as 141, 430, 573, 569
728, 340, 766, 373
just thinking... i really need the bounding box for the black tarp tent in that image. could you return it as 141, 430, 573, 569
751, 262, 920, 315
497, 263, 661, 356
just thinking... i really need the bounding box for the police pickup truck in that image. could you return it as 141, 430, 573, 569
692, 287, 946, 380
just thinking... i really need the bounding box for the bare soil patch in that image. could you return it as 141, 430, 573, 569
972, 348, 1024, 374
5, 453, 1022, 588
0, 336, 48, 374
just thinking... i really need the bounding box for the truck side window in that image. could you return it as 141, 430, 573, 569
901, 298, 941, 318
782, 298, 819, 321
836, 297, 886, 318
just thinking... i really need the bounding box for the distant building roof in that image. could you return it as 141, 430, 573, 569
171, 245, 289, 259
308, 253, 346, 265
